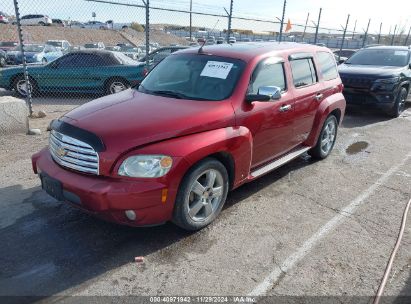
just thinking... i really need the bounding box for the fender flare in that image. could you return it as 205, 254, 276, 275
134, 126, 253, 189
305, 92, 346, 147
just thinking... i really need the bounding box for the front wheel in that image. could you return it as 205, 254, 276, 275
309, 115, 338, 159
388, 87, 407, 118
173, 158, 229, 231
105, 78, 130, 94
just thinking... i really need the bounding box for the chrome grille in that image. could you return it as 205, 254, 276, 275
49, 130, 99, 175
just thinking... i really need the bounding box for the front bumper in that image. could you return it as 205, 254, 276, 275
32, 148, 184, 227
343, 85, 401, 109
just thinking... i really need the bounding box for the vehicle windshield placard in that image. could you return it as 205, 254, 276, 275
200, 61, 233, 79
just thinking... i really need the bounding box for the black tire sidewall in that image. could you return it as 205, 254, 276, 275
391, 87, 407, 118
309, 115, 338, 159
13, 75, 37, 97
173, 158, 229, 231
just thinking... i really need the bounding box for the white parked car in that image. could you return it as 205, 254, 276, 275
83, 21, 108, 30
19, 14, 52, 26
46, 40, 71, 52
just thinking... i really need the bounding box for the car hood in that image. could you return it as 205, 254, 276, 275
61, 89, 235, 155
338, 64, 406, 78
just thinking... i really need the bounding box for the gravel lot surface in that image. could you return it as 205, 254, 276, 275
0, 89, 410, 303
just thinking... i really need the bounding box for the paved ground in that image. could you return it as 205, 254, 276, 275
0, 90, 411, 303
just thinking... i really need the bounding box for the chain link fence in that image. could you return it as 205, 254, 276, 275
0, 0, 410, 121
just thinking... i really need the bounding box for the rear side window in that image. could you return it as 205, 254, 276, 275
290, 58, 317, 88
317, 52, 338, 81
248, 58, 286, 94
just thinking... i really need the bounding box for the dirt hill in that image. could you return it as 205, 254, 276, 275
0, 24, 188, 47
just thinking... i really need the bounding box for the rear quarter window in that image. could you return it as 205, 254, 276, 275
290, 58, 318, 88
316, 52, 338, 81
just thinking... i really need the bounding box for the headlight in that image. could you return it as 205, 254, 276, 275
374, 77, 400, 84
118, 155, 173, 178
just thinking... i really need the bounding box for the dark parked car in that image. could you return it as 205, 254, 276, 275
0, 49, 7, 67
0, 41, 17, 52
338, 46, 411, 117
31, 43, 346, 230
0, 50, 146, 97
139, 46, 188, 68
333, 49, 356, 59
52, 19, 66, 27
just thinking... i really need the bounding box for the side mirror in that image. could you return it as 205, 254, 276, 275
338, 59, 346, 65
258, 86, 282, 100
245, 86, 282, 103
409, 63, 411, 69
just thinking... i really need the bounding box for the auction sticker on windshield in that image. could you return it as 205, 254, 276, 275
200, 61, 234, 79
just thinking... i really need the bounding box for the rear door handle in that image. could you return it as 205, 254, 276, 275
315, 93, 324, 101
279, 104, 292, 112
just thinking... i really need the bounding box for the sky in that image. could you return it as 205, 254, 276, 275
5, 0, 411, 35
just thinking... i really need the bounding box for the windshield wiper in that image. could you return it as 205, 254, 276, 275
151, 90, 189, 99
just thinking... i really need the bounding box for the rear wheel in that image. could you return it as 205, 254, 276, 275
173, 158, 229, 231
388, 87, 407, 118
105, 78, 130, 94
13, 75, 37, 97
309, 115, 338, 159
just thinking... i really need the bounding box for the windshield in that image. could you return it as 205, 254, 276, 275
14, 44, 44, 52
0, 42, 16, 47
112, 51, 139, 64
346, 49, 410, 67
84, 44, 98, 48
138, 54, 245, 101
47, 41, 62, 47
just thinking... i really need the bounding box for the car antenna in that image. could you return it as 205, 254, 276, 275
198, 40, 206, 54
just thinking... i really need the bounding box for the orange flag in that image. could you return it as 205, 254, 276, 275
285, 18, 292, 32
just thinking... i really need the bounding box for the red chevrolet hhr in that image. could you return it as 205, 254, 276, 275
32, 43, 346, 231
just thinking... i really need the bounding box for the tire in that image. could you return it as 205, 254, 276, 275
308, 115, 338, 160
13, 75, 38, 97
0, 57, 5, 67
105, 78, 130, 94
173, 158, 229, 231
38, 21, 45, 26
42, 58, 47, 64
388, 87, 407, 118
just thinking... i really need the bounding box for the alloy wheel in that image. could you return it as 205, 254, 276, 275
320, 119, 337, 155
187, 169, 225, 222
109, 81, 126, 94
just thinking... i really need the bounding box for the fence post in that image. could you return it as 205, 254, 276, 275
377, 22, 382, 44
143, 0, 150, 67
12, 0, 33, 117
314, 8, 322, 44
189, 0, 192, 41
278, 0, 286, 42
362, 19, 370, 48
405, 26, 411, 46
351, 19, 357, 40
301, 12, 309, 41
391, 24, 397, 46
226, 0, 233, 43
338, 14, 350, 61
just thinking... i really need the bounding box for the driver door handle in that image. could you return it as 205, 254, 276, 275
315, 93, 324, 101
279, 104, 292, 112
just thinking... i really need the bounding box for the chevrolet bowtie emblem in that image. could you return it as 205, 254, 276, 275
57, 147, 67, 157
